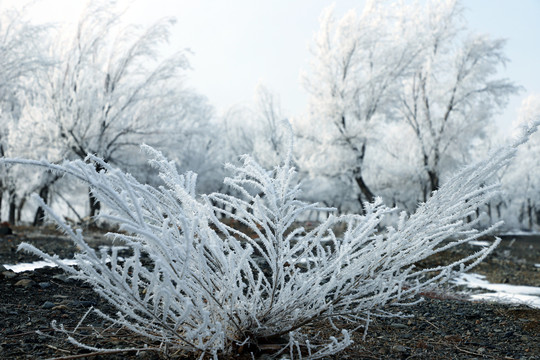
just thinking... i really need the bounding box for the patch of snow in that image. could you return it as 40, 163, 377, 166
468, 240, 490, 247
4, 259, 78, 273
4, 246, 128, 273
500, 230, 540, 236
98, 245, 130, 252
535, 264, 540, 268
453, 273, 540, 309
468, 292, 540, 308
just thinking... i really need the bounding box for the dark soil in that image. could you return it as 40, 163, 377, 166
0, 226, 539, 359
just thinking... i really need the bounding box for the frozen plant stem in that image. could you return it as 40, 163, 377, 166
1, 122, 537, 359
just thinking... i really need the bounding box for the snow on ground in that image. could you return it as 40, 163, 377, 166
454, 273, 540, 309
501, 230, 540, 236
3, 245, 128, 273
468, 240, 491, 247
4, 259, 79, 272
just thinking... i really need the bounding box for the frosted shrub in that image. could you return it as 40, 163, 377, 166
3, 126, 536, 359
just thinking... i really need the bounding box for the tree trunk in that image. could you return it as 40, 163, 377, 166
88, 163, 105, 218
423, 151, 440, 197
496, 202, 502, 219
9, 196, 16, 225
354, 175, 375, 206
527, 199, 533, 230
17, 196, 26, 223
427, 169, 439, 194
344, 138, 375, 212
89, 191, 101, 218
33, 185, 50, 226
352, 143, 375, 210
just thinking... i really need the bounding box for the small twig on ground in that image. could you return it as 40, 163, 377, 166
422, 318, 440, 330
7, 326, 102, 338
46, 344, 71, 354
7, 328, 56, 337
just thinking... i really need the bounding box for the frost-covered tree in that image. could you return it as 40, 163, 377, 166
397, 0, 519, 196
223, 84, 288, 169
219, 85, 290, 216
7, 101, 72, 224
0, 3, 51, 222
3, 121, 536, 358
0, 3, 48, 118
37, 1, 211, 217
501, 95, 540, 229
298, 0, 519, 212
364, 121, 427, 210
298, 2, 420, 209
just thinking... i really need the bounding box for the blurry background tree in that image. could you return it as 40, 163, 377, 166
396, 0, 519, 200
501, 95, 540, 230
7, 102, 67, 225
363, 121, 426, 212
296, 1, 420, 211
41, 2, 203, 217
8, 1, 215, 221
0, 4, 51, 223
223, 84, 287, 169
295, 0, 520, 216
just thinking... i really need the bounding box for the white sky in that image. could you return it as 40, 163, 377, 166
6, 0, 540, 132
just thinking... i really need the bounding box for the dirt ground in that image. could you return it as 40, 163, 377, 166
0, 226, 539, 359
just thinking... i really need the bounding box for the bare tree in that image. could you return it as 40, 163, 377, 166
39, 1, 205, 217
299, 2, 420, 210
501, 95, 540, 229
0, 4, 51, 222
7, 104, 66, 224
219, 84, 289, 214
397, 0, 519, 197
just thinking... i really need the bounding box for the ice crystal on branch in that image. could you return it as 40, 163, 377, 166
2, 123, 536, 358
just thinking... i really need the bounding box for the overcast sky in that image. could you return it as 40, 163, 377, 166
8, 0, 540, 132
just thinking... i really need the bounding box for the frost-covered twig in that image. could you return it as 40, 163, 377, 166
1, 123, 535, 358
